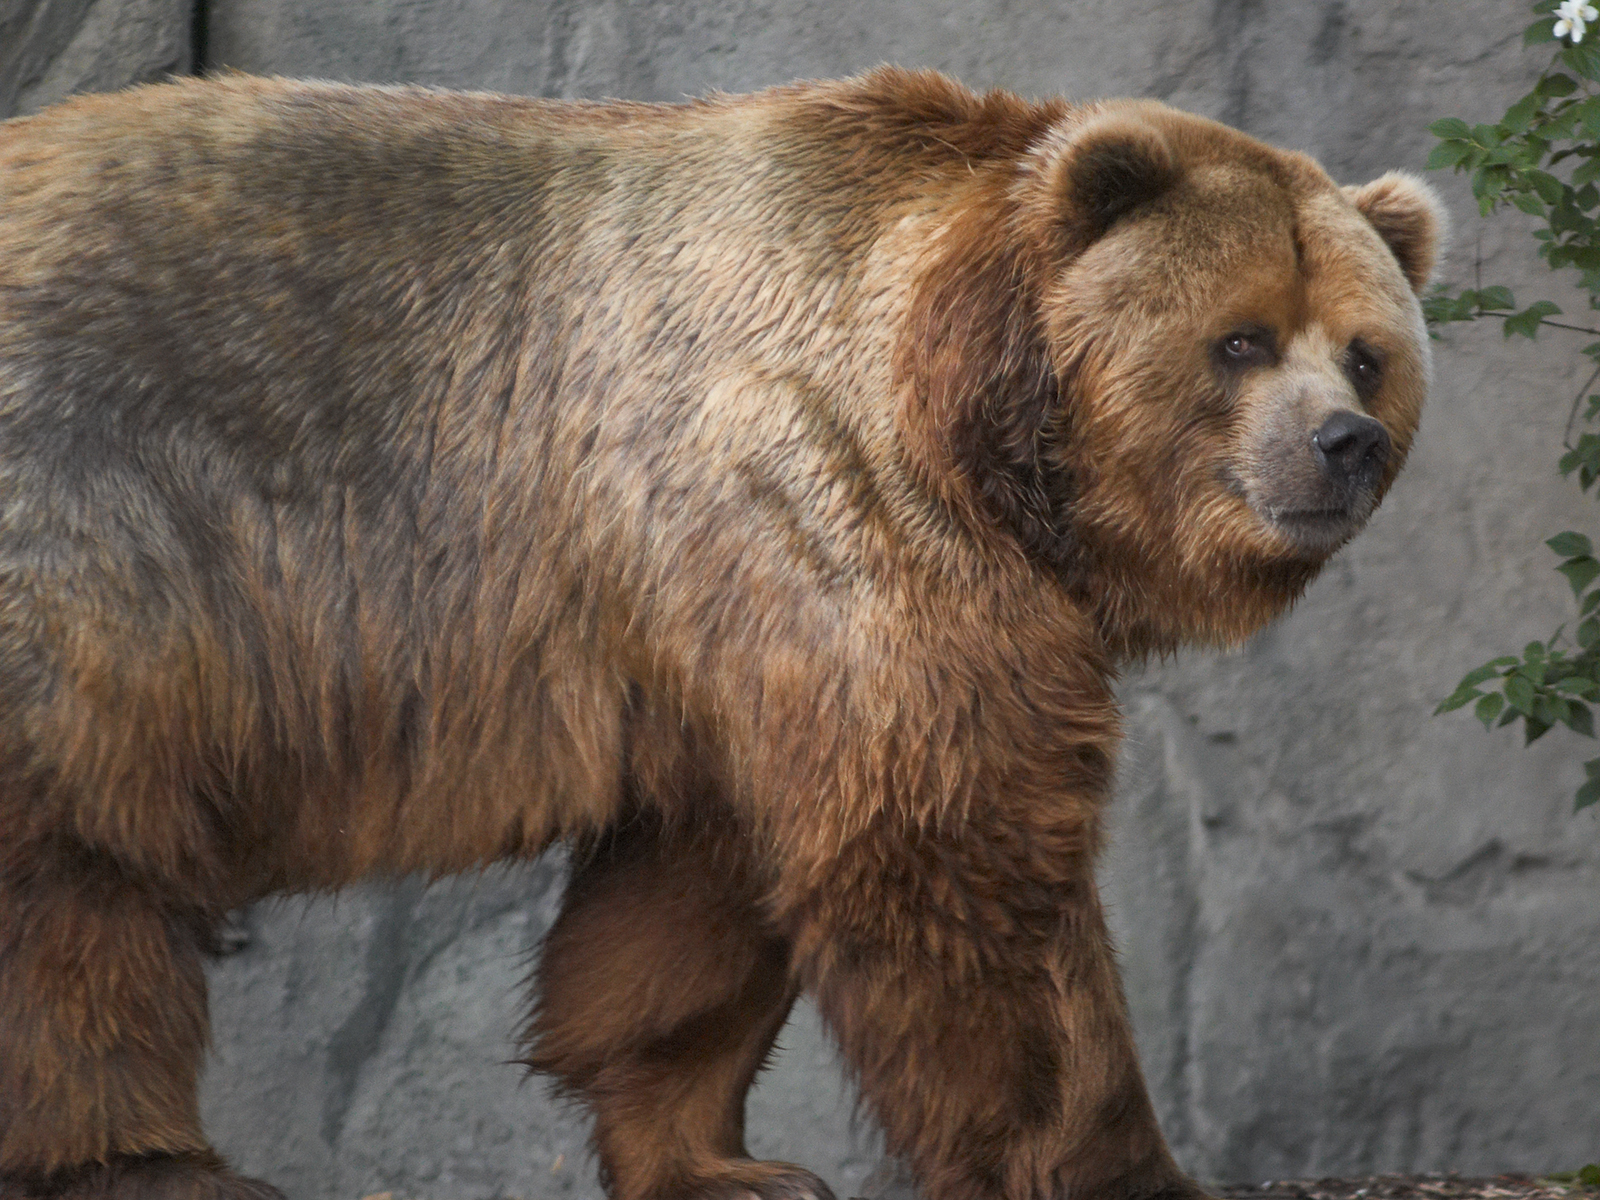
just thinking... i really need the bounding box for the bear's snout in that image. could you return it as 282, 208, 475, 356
1235, 398, 1394, 558
1312, 410, 1390, 491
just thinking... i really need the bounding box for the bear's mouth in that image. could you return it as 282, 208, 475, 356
1220, 462, 1379, 557
1271, 506, 1356, 523
1261, 503, 1371, 555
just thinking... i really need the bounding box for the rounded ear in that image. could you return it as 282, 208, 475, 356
1023, 104, 1182, 252
1344, 171, 1447, 295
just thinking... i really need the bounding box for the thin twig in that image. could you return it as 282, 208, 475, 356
1565, 358, 1600, 449
1471, 312, 1600, 337
1541, 318, 1600, 334
1457, 310, 1600, 446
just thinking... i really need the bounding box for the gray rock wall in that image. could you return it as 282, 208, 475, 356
2, 1, 1597, 1197
0, 0, 191, 118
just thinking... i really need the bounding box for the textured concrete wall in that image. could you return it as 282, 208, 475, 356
0, 0, 191, 118
3, 2, 1598, 1197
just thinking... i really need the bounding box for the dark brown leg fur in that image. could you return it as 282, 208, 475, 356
527, 814, 833, 1200
0, 837, 274, 1200
782, 813, 1208, 1200
0, 1152, 283, 1200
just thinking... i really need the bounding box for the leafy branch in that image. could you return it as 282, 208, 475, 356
1427, 0, 1600, 814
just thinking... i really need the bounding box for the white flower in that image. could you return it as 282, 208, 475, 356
1555, 0, 1599, 43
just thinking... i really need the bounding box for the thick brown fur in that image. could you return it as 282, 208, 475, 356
0, 69, 1440, 1200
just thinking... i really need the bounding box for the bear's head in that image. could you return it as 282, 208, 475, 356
900, 99, 1443, 658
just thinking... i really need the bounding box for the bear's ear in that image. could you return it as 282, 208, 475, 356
1344, 172, 1447, 295
1025, 105, 1182, 252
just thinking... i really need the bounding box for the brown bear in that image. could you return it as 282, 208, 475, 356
0, 68, 1438, 1200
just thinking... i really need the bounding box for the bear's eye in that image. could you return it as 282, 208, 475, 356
1344, 340, 1383, 398
1211, 327, 1275, 374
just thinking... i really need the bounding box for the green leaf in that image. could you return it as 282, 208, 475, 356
1526, 18, 1558, 46
1429, 117, 1472, 141
1583, 590, 1600, 616
1559, 433, 1600, 480
1558, 555, 1600, 595
1547, 531, 1594, 557
1422, 287, 1478, 327
1565, 243, 1600, 269
1527, 169, 1566, 204
1525, 715, 1554, 744
1563, 699, 1596, 737
1511, 191, 1548, 216
1552, 202, 1592, 236
1503, 92, 1542, 133
1556, 667, 1600, 693
1458, 661, 1511, 688
1473, 161, 1511, 196
1503, 299, 1564, 338
1539, 71, 1577, 95
1577, 1163, 1600, 1187
1426, 141, 1473, 171
1435, 686, 1482, 715
1476, 284, 1517, 310
1475, 692, 1505, 728
1565, 42, 1600, 83
1506, 674, 1536, 714
1577, 778, 1600, 812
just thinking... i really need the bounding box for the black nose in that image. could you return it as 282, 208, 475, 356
1312, 411, 1390, 486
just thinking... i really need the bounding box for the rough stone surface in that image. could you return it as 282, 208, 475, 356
4, 1, 1599, 1196
0, 0, 191, 118
201, 861, 883, 1199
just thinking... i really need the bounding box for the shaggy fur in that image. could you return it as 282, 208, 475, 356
0, 70, 1439, 1200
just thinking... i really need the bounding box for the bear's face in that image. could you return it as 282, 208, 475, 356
1015, 105, 1441, 651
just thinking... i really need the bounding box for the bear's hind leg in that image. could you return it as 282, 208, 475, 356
0, 836, 280, 1200
527, 816, 832, 1200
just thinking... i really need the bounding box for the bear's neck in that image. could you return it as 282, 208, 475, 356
1071, 548, 1323, 662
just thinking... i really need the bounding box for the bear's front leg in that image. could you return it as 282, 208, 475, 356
781, 808, 1207, 1200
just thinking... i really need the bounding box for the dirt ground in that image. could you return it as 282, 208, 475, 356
848, 1166, 1600, 1200
1216, 1174, 1600, 1200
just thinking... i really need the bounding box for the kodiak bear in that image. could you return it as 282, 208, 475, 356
0, 69, 1438, 1200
